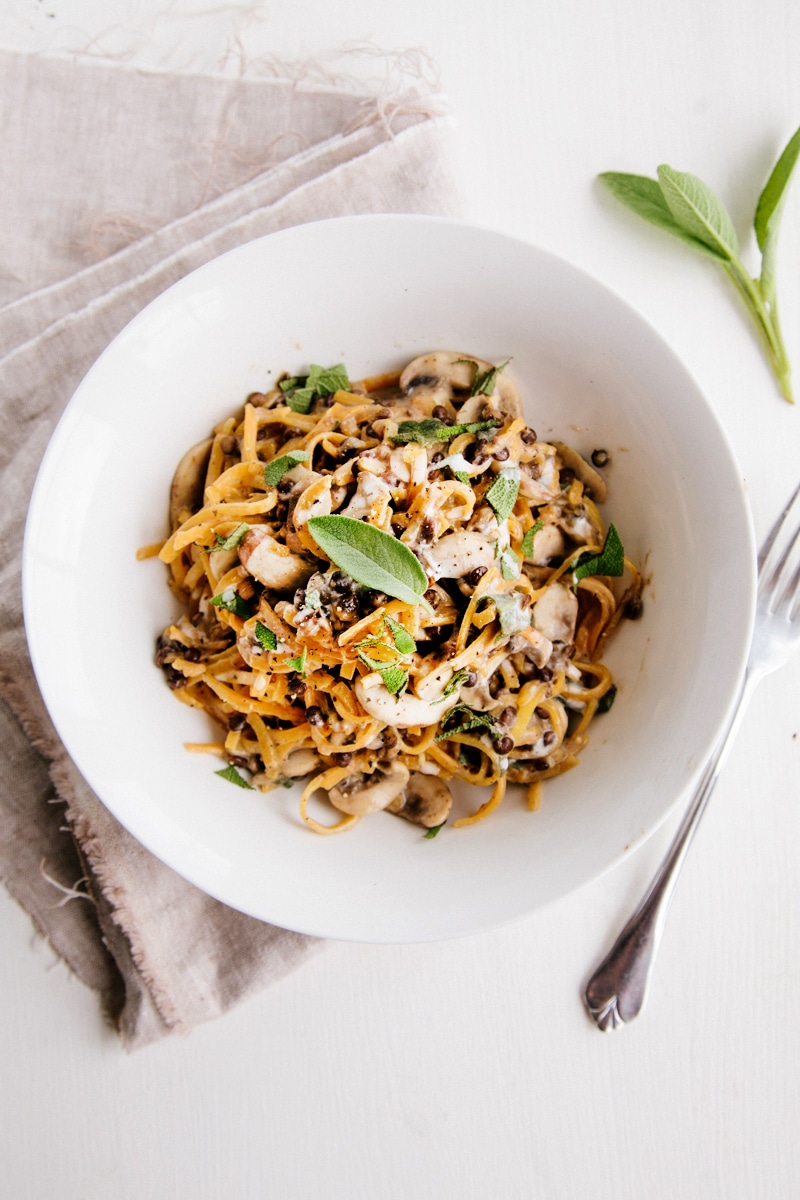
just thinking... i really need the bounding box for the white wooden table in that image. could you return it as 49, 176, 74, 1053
2, 2, 799, 1197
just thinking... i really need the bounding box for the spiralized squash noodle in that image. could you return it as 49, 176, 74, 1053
149, 351, 642, 834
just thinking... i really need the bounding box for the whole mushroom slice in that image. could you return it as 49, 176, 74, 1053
238, 527, 315, 592
169, 437, 212, 528
422, 531, 496, 581
354, 675, 461, 728
532, 580, 579, 644
328, 762, 410, 817
399, 350, 522, 419
387, 772, 453, 828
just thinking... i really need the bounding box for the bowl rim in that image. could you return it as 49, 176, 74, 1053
22, 213, 757, 941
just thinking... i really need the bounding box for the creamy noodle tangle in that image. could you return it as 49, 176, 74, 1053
143, 352, 642, 835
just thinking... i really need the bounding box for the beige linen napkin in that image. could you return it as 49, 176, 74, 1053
0, 48, 461, 1047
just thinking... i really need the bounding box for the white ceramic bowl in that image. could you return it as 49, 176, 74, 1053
23, 215, 755, 941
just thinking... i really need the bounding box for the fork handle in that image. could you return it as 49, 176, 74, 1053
584, 671, 757, 1030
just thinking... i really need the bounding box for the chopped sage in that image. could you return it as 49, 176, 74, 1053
520, 519, 544, 559
424, 821, 446, 839
254, 621, 277, 652
263, 449, 310, 487
385, 616, 416, 656
573, 524, 625, 583
597, 683, 618, 714
390, 417, 500, 447
215, 523, 250, 550
485, 468, 521, 523
211, 587, 250, 619
215, 764, 254, 789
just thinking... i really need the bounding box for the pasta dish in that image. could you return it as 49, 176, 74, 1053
143, 351, 642, 835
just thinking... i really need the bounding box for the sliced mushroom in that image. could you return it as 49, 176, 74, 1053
399, 350, 521, 419
238, 527, 315, 592
388, 772, 453, 828
282, 748, 322, 778
422, 531, 496, 580
354, 675, 461, 728
522, 522, 565, 566
328, 762, 410, 817
169, 437, 212, 528
341, 471, 393, 521
532, 580, 579, 643
552, 442, 608, 503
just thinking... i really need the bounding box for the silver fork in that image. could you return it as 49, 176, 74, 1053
584, 480, 800, 1031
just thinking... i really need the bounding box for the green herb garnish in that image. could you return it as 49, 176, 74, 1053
215, 764, 254, 789
211, 587, 251, 619
285, 646, 307, 675
520, 519, 544, 559
254, 621, 277, 652
279, 363, 350, 413
500, 547, 520, 580
385, 616, 416, 656
599, 127, 800, 402
489, 592, 531, 637
215, 523, 250, 550
307, 362, 350, 395
455, 358, 510, 396
485, 468, 520, 523
597, 684, 618, 714
357, 649, 409, 696
263, 449, 310, 487
390, 418, 500, 447
572, 524, 625, 584
307, 515, 429, 609
439, 667, 470, 700
436, 705, 496, 741
424, 821, 446, 839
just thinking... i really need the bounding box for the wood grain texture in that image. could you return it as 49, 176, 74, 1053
1, 1, 799, 1197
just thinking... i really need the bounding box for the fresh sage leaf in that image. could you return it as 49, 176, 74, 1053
424, 821, 446, 839
573, 524, 625, 583
307, 515, 428, 607
472, 360, 510, 396
211, 587, 251, 619
280, 376, 306, 393
599, 172, 724, 259
285, 388, 316, 414
656, 165, 740, 261
385, 616, 416, 656
215, 523, 250, 550
285, 646, 307, 675
263, 449, 310, 487
436, 705, 496, 741
390, 418, 500, 446
600, 139, 799, 402
500, 548, 520, 580
377, 663, 408, 696
307, 363, 349, 396
485, 469, 520, 523
440, 667, 470, 700
254, 621, 278, 652
520, 519, 544, 559
490, 592, 531, 637
597, 683, 618, 714
755, 125, 800, 306
215, 764, 254, 789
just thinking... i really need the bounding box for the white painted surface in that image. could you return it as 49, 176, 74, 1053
2, 2, 800, 1197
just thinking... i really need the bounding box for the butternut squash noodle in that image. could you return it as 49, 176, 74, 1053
141, 351, 642, 835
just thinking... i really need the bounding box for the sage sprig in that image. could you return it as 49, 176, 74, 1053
600, 126, 800, 402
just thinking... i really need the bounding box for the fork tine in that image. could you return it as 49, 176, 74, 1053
757, 480, 800, 593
